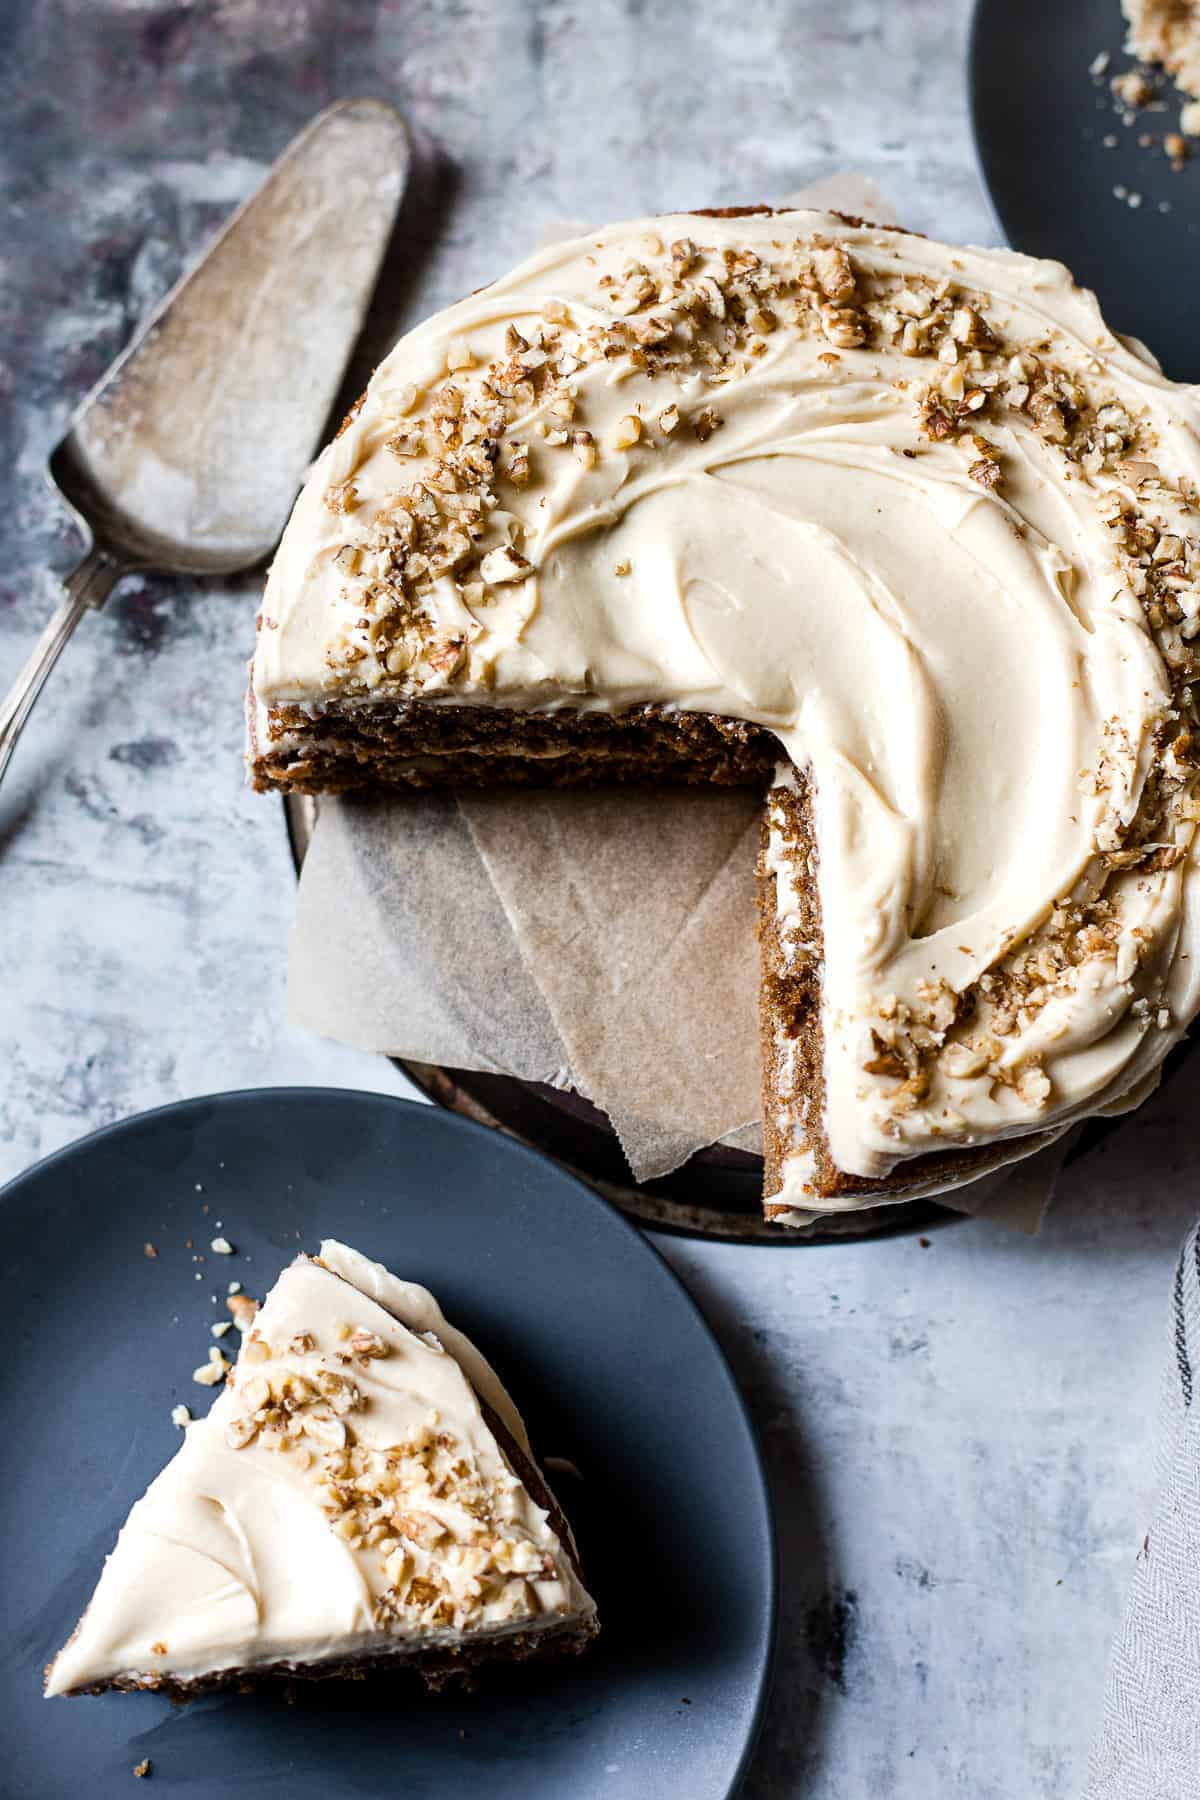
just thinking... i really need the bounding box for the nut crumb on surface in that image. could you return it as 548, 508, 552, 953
210, 1236, 234, 1256
133, 1761, 151, 1779
170, 1404, 191, 1429
193, 1347, 231, 1387
142, 1243, 157, 1259
1111, 68, 1154, 109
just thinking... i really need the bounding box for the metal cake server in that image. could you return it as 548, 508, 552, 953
0, 98, 410, 789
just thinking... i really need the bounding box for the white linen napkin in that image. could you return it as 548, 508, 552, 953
1085, 1221, 1200, 1797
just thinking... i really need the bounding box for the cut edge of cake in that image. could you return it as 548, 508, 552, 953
755, 770, 1066, 1218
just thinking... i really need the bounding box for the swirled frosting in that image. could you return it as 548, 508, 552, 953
251, 210, 1200, 1196
46, 1241, 595, 1695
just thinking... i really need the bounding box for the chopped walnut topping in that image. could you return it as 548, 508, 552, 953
225, 1415, 259, 1451
213, 1311, 559, 1633
325, 481, 359, 515
1015, 1060, 1052, 1108
863, 1031, 909, 1079
504, 442, 531, 487
812, 241, 856, 303
950, 305, 993, 348
193, 1347, 231, 1387
968, 451, 1003, 492
228, 1292, 259, 1331
480, 545, 532, 585
571, 429, 597, 469
611, 414, 643, 451
819, 303, 866, 349
941, 1042, 990, 1081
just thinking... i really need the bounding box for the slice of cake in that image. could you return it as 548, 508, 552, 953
46, 1240, 598, 1697
246, 208, 1200, 1221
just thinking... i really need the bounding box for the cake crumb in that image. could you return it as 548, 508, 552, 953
613, 559, 632, 577
210, 1237, 234, 1256
143, 1243, 157, 1259
228, 1280, 242, 1294
211, 1320, 232, 1338
133, 1761, 151, 1779
170, 1405, 191, 1428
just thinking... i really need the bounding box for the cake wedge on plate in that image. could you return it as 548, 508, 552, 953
46, 1240, 597, 1697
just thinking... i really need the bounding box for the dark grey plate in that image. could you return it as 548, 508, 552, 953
970, 0, 1200, 383
1, 1089, 775, 1798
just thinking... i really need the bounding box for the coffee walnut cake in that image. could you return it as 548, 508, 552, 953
247, 207, 1200, 1224
46, 1242, 597, 1697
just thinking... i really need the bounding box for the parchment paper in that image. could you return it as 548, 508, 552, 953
287, 174, 1069, 1232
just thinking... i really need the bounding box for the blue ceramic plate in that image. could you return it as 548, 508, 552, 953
970, 0, 1200, 384
1, 1089, 775, 1797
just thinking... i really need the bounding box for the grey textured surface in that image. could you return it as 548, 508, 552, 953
1, 1, 1194, 1793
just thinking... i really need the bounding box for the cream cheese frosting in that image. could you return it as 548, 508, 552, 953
250, 210, 1200, 1198
46, 1241, 595, 1696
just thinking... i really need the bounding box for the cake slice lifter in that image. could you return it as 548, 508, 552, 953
0, 98, 409, 790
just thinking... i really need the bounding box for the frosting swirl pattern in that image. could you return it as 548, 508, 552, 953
252, 211, 1200, 1195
